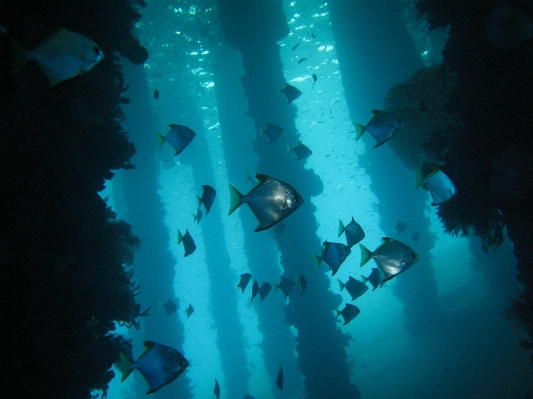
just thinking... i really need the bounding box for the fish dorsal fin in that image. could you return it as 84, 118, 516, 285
136, 341, 156, 361
255, 174, 271, 183
169, 124, 177, 128
381, 237, 393, 243
371, 110, 382, 114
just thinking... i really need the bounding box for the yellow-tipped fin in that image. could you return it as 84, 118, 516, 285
155, 133, 165, 149
338, 220, 345, 237
259, 127, 264, 138
177, 229, 183, 244
228, 183, 243, 215
119, 352, 133, 382
338, 279, 345, 291
312, 253, 321, 269
359, 244, 372, 267
286, 144, 292, 155
415, 167, 425, 189
353, 122, 365, 141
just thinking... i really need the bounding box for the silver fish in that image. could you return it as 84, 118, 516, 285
353, 110, 402, 148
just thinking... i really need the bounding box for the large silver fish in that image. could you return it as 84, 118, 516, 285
228, 174, 303, 232
416, 167, 456, 205
359, 237, 418, 283
353, 110, 402, 148
156, 124, 196, 156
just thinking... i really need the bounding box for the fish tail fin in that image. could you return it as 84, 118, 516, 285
228, 184, 243, 215
361, 275, 368, 284
155, 133, 165, 149
353, 122, 365, 141
11, 39, 29, 75
295, 274, 299, 287
335, 309, 341, 319
276, 86, 281, 95
415, 167, 424, 189
197, 195, 202, 208
273, 283, 279, 292
119, 352, 133, 382
244, 171, 251, 182
312, 254, 321, 269
286, 144, 292, 155
359, 244, 372, 267
177, 229, 183, 244
337, 279, 345, 291
158, 300, 162, 309
259, 127, 264, 138
338, 220, 345, 237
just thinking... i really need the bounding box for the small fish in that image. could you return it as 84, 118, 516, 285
156, 124, 196, 156
276, 364, 284, 390
177, 229, 196, 257
193, 208, 203, 224
259, 123, 284, 143
312, 74, 317, 84
154, 89, 160, 99
297, 58, 307, 64
274, 276, 297, 298
258, 282, 272, 301
119, 341, 189, 394
198, 184, 216, 214
360, 238, 419, 283
13, 28, 104, 88
416, 167, 456, 205
299, 271, 307, 295
185, 304, 194, 318
160, 299, 177, 315
270, 222, 286, 239
214, 378, 220, 399
410, 232, 420, 243
243, 395, 255, 399
287, 142, 312, 160
237, 273, 253, 293
353, 110, 403, 148
292, 41, 301, 50
393, 221, 408, 234
311, 33, 316, 38
336, 303, 360, 325
361, 268, 384, 291
228, 174, 304, 232
251, 279, 259, 302
338, 217, 365, 248
278, 82, 302, 104
338, 277, 368, 301
313, 241, 351, 276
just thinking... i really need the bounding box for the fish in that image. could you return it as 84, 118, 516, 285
274, 276, 297, 298
410, 232, 420, 243
185, 304, 194, 318
338, 276, 368, 301
338, 217, 365, 248
278, 82, 302, 103
270, 222, 286, 239
292, 41, 301, 50
360, 238, 419, 283
336, 304, 360, 325
237, 273, 253, 293
251, 279, 259, 302
361, 268, 384, 291
353, 110, 403, 148
393, 221, 408, 234
299, 272, 307, 295
156, 124, 196, 156
198, 185, 216, 214
298, 58, 307, 64
311, 33, 316, 38
312, 241, 351, 276
258, 282, 272, 301
214, 378, 220, 399
312, 74, 317, 84
193, 208, 203, 224
160, 299, 177, 315
119, 341, 189, 394
154, 89, 159, 99
177, 229, 196, 257
228, 174, 304, 232
416, 167, 456, 205
259, 123, 284, 143
276, 364, 284, 390
243, 395, 255, 399
13, 28, 104, 88
287, 142, 312, 160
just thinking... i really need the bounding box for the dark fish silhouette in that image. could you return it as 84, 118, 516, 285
353, 110, 402, 148
258, 282, 272, 301
360, 238, 419, 283
185, 304, 194, 318
161, 299, 177, 315
214, 378, 220, 399
259, 123, 284, 143
299, 272, 307, 295
410, 232, 420, 243
361, 268, 383, 291
276, 364, 284, 390
198, 185, 216, 215
336, 303, 360, 325
278, 82, 302, 103
154, 89, 159, 99
393, 221, 408, 234
287, 142, 312, 160
243, 395, 255, 399
193, 208, 203, 224
274, 276, 296, 298
156, 124, 196, 156
119, 341, 189, 394
228, 174, 304, 232
338, 217, 365, 248
313, 241, 351, 276
338, 276, 368, 301
312, 74, 317, 85
177, 229, 196, 257
251, 279, 259, 302
270, 222, 286, 239
298, 58, 307, 64
237, 273, 253, 293
311, 33, 316, 38
292, 41, 300, 50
